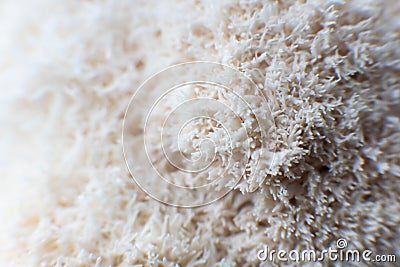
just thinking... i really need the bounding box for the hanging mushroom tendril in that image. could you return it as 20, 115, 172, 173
123, 62, 276, 208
